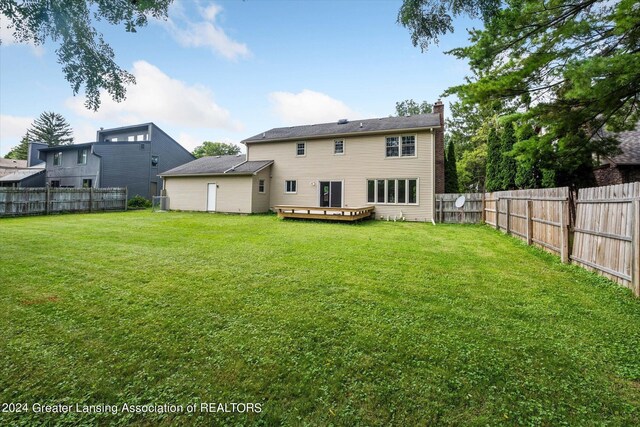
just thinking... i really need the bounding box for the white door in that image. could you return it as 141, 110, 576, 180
207, 183, 217, 211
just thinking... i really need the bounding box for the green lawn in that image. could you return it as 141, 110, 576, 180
1, 211, 639, 426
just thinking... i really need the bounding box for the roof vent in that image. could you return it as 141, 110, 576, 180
359, 122, 363, 128
337, 119, 348, 125
262, 132, 266, 138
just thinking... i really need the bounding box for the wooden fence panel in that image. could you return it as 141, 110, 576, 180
571, 182, 640, 294
0, 188, 126, 217
484, 187, 571, 258
434, 193, 484, 223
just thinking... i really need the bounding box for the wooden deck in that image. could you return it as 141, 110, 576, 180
274, 205, 375, 221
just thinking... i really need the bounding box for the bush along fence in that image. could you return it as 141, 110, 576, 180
438, 182, 640, 296
0, 188, 127, 217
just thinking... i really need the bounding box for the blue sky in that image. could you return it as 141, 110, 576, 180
0, 0, 479, 157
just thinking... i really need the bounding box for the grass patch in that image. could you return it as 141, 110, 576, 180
1, 211, 639, 426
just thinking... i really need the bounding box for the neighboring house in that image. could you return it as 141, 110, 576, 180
161, 155, 273, 213
0, 158, 29, 178
594, 124, 640, 186
0, 148, 46, 188
38, 123, 194, 199
161, 101, 445, 221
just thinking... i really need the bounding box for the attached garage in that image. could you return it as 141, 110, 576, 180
160, 155, 273, 213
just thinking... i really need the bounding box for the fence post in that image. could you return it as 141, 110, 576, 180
506, 199, 511, 235
526, 200, 533, 246
495, 197, 500, 230
632, 199, 640, 297
124, 188, 128, 211
560, 199, 570, 263
481, 193, 486, 224
439, 198, 444, 223
45, 187, 50, 215
89, 187, 94, 213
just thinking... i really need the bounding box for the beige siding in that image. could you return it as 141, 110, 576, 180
165, 175, 253, 213
248, 131, 435, 221
251, 167, 271, 213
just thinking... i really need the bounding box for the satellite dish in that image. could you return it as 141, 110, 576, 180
454, 195, 466, 208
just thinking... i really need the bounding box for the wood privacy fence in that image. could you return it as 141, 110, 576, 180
484, 187, 573, 262
435, 193, 484, 224
571, 182, 640, 295
0, 188, 127, 217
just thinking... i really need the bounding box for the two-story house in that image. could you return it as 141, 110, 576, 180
161, 102, 445, 221
38, 123, 194, 199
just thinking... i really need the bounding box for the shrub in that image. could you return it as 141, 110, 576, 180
128, 195, 151, 209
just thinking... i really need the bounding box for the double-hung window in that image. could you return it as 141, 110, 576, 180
334, 140, 344, 155
53, 152, 62, 166
296, 142, 306, 156
367, 179, 418, 204
258, 179, 265, 193
386, 135, 416, 157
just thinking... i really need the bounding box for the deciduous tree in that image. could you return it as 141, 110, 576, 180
395, 99, 432, 116
1, 0, 173, 110
192, 141, 241, 158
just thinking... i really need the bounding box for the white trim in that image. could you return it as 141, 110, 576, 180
431, 131, 436, 219
333, 139, 345, 156
317, 180, 344, 208
365, 178, 419, 205
384, 134, 417, 158
295, 142, 306, 157
258, 178, 266, 194
284, 179, 297, 194
207, 182, 217, 212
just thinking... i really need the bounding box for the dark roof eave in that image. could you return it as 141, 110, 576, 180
242, 125, 441, 144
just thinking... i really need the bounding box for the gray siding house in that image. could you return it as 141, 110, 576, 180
38, 123, 194, 199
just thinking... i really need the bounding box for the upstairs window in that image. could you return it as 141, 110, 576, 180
77, 148, 88, 165
151, 155, 159, 167
53, 152, 62, 166
296, 142, 306, 156
334, 140, 344, 155
386, 135, 416, 157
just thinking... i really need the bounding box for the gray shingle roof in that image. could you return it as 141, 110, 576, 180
160, 155, 273, 176
605, 125, 640, 165
242, 114, 441, 144
0, 158, 28, 169
0, 168, 45, 182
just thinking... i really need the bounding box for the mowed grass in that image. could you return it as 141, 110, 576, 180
1, 211, 639, 426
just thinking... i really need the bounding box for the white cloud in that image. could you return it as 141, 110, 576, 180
162, 3, 250, 60
0, 114, 32, 156
65, 60, 243, 132
0, 15, 44, 56
269, 90, 360, 125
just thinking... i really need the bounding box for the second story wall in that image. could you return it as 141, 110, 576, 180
45, 146, 101, 187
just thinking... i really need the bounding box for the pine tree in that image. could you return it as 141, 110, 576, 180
28, 112, 74, 146
514, 124, 539, 189
444, 140, 459, 193
4, 133, 30, 160
485, 127, 501, 192
499, 121, 517, 190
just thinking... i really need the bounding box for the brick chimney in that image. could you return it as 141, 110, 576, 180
433, 100, 445, 194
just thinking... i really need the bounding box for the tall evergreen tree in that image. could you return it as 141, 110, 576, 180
4, 133, 30, 160
514, 124, 539, 189
28, 112, 74, 146
444, 140, 459, 193
485, 127, 501, 192
499, 121, 517, 190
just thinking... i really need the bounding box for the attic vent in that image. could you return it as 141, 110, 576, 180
337, 119, 348, 125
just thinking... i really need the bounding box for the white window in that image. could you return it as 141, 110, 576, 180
296, 142, 306, 156
258, 179, 265, 193
285, 180, 297, 193
53, 152, 62, 166
367, 179, 418, 204
77, 148, 88, 165
386, 135, 416, 157
334, 140, 344, 155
